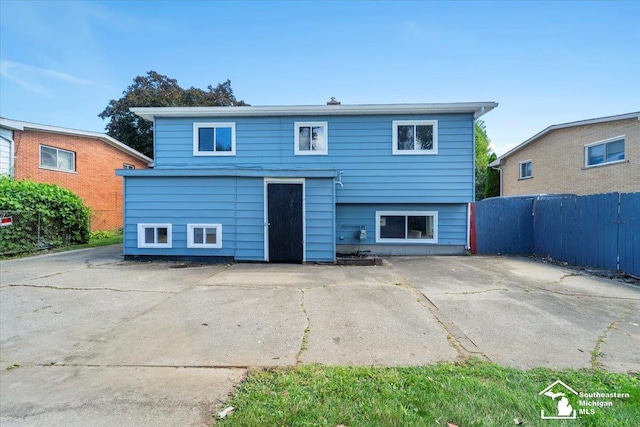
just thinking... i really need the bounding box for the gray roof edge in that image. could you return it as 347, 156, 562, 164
0, 117, 152, 164
494, 111, 640, 165
131, 102, 498, 121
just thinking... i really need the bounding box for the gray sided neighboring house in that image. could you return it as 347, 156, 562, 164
117, 102, 497, 262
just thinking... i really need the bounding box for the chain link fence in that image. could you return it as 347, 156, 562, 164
0, 210, 73, 256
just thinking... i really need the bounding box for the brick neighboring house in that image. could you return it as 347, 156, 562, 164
0, 118, 152, 231
490, 112, 640, 196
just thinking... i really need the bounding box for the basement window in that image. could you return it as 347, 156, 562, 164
375, 211, 438, 243
187, 224, 222, 249
137, 224, 172, 248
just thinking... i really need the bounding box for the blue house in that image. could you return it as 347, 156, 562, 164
116, 101, 497, 262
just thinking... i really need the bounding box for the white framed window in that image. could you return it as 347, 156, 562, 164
519, 160, 532, 179
375, 211, 438, 243
123, 163, 135, 169
295, 122, 328, 155
392, 120, 438, 155
584, 136, 625, 168
193, 122, 236, 156
40, 145, 75, 172
137, 224, 172, 248
187, 224, 222, 249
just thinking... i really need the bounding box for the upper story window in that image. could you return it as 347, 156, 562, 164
295, 122, 328, 155
519, 160, 532, 179
123, 163, 135, 169
193, 122, 236, 156
40, 145, 75, 172
584, 136, 625, 168
392, 120, 438, 155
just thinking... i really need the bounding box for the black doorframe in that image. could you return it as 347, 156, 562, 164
265, 179, 305, 263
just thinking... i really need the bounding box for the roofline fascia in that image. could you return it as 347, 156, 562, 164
495, 111, 640, 163
131, 102, 498, 121
0, 117, 153, 164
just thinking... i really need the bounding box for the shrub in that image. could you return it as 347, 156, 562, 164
0, 177, 90, 254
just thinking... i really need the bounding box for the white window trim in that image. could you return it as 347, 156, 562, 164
137, 223, 172, 248
392, 120, 438, 155
193, 122, 236, 156
294, 122, 328, 155
519, 159, 533, 179
584, 135, 626, 168
187, 223, 223, 249
375, 210, 438, 244
39, 144, 76, 173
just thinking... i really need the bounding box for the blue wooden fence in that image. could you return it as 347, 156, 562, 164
475, 192, 640, 277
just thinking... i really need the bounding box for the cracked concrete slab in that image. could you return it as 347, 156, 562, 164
201, 262, 398, 288
2, 247, 639, 426
0, 365, 244, 427
599, 311, 640, 373
300, 283, 458, 365
390, 256, 640, 372
0, 285, 171, 366
63, 286, 307, 367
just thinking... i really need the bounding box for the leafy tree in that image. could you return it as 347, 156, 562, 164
484, 152, 501, 198
475, 120, 493, 201
99, 71, 247, 158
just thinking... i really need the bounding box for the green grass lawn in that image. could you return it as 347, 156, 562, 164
216, 360, 639, 427
48, 230, 123, 252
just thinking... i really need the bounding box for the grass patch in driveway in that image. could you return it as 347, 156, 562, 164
216, 360, 639, 426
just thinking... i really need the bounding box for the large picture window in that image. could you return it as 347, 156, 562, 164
585, 136, 625, 167
375, 211, 438, 243
137, 224, 172, 248
193, 122, 236, 156
40, 145, 75, 172
295, 122, 328, 155
392, 120, 438, 155
187, 224, 222, 249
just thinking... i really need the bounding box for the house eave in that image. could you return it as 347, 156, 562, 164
116, 167, 338, 179
494, 111, 640, 164
0, 117, 153, 165
131, 102, 498, 121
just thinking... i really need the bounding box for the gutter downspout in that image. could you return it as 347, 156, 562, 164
491, 165, 503, 197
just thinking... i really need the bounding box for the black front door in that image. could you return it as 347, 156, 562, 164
267, 183, 303, 263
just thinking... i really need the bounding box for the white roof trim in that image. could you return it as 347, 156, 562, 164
491, 111, 640, 167
131, 102, 498, 121
0, 117, 152, 164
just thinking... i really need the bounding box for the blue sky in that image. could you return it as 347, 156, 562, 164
1, 0, 638, 155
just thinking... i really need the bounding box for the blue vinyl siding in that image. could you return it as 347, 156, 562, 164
123, 177, 237, 258
234, 178, 264, 261
153, 114, 474, 204
305, 179, 336, 262
122, 176, 335, 262
336, 203, 468, 246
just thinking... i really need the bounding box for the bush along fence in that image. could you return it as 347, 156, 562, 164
474, 192, 640, 277
0, 178, 90, 256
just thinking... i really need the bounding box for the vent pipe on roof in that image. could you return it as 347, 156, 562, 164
327, 97, 341, 105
